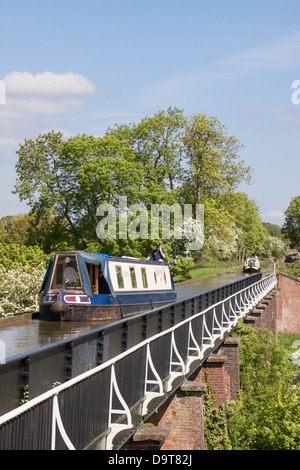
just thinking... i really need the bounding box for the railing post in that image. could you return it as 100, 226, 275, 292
21, 356, 30, 404
65, 342, 73, 381
121, 322, 128, 352
97, 330, 105, 365
141, 315, 148, 341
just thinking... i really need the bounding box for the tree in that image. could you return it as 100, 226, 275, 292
0, 215, 18, 236
106, 107, 185, 205
199, 197, 239, 261
262, 222, 282, 238
0, 242, 49, 270
13, 110, 254, 257
224, 192, 266, 260
182, 114, 252, 209
282, 196, 300, 247
14, 131, 145, 248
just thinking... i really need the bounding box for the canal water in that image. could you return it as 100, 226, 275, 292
0, 268, 271, 360
175, 273, 244, 300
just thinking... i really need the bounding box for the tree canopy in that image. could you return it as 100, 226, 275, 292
282, 195, 300, 248
13, 108, 258, 259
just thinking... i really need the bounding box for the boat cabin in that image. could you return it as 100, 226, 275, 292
243, 256, 260, 274
39, 251, 176, 321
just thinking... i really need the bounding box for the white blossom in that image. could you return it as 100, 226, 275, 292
0, 265, 45, 316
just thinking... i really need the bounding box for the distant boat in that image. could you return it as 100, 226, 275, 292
39, 251, 177, 321
243, 256, 260, 274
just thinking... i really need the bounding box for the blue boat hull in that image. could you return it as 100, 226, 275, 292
39, 292, 177, 321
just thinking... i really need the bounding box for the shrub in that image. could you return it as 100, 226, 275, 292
0, 264, 45, 316
169, 255, 194, 279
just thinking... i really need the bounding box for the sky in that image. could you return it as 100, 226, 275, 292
0, 0, 300, 227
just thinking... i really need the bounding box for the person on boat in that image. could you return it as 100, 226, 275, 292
146, 243, 166, 261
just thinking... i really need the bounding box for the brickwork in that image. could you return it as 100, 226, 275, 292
122, 372, 207, 450
264, 293, 277, 335
243, 290, 278, 336
277, 274, 300, 334
122, 426, 169, 451
199, 355, 226, 409
215, 337, 241, 402
145, 372, 207, 450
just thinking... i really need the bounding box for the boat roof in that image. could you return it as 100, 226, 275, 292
75, 251, 168, 266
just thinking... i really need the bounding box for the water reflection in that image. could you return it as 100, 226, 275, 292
0, 319, 107, 359
175, 274, 244, 301
176, 263, 273, 301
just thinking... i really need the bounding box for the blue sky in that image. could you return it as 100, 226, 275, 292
1, 0, 300, 226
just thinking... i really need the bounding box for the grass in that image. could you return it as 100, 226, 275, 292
278, 332, 300, 353
277, 261, 300, 280
174, 261, 241, 283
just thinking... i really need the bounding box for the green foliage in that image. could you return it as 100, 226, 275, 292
203, 371, 232, 450
278, 332, 300, 353
19, 384, 29, 406
277, 261, 300, 280
203, 325, 300, 450
0, 242, 49, 270
224, 192, 266, 259
226, 327, 300, 450
260, 234, 288, 260
168, 256, 194, 280
14, 131, 146, 248
12, 109, 256, 259
182, 113, 251, 206
262, 222, 282, 238
282, 195, 300, 247
9, 108, 296, 263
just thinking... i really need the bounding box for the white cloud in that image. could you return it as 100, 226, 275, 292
4, 71, 96, 96
0, 96, 87, 119
0, 71, 97, 120
263, 210, 285, 219
137, 31, 300, 107
219, 31, 300, 76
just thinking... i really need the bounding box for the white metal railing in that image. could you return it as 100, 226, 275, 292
0, 272, 277, 450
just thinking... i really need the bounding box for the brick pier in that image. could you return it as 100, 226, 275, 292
122, 337, 241, 450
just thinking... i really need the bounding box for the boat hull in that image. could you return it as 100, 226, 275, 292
243, 267, 260, 274
39, 298, 175, 322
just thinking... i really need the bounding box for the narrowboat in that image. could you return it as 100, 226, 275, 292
39, 251, 177, 321
243, 256, 260, 274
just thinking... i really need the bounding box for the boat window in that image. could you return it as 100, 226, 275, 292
56, 263, 63, 285
164, 272, 167, 284
141, 267, 148, 288
154, 272, 157, 284
130, 267, 137, 288
50, 255, 82, 291
115, 266, 124, 288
